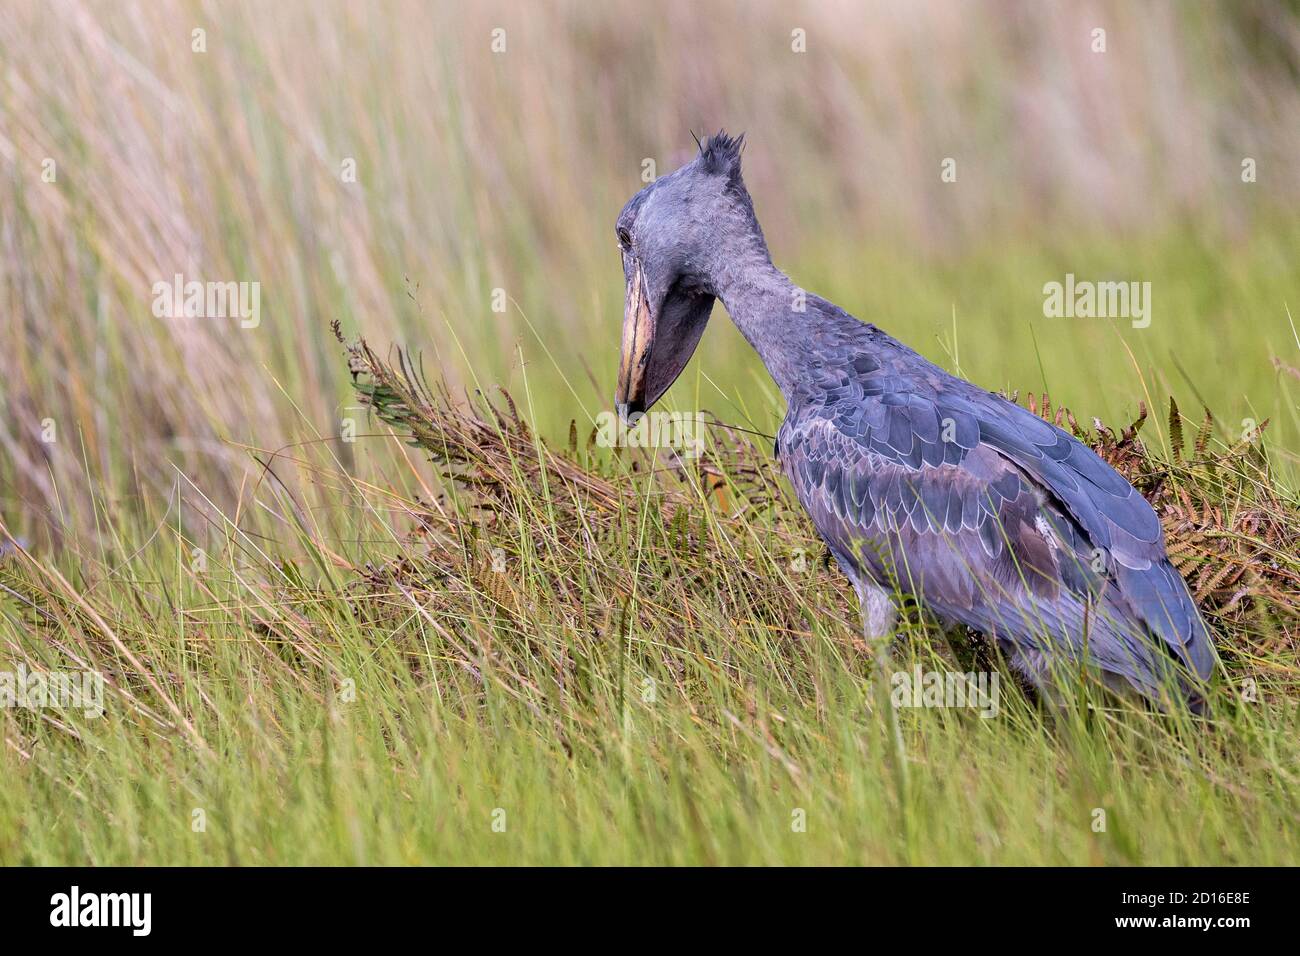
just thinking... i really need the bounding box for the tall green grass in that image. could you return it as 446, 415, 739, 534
2, 338, 1297, 865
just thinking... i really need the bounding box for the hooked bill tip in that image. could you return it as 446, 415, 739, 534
616, 400, 643, 425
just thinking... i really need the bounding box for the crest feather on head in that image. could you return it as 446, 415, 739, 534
696, 130, 746, 181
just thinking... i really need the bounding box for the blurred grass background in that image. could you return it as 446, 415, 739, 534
2, 0, 1298, 546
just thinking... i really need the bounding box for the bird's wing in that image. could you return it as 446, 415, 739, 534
779, 358, 1214, 690
956, 382, 1215, 681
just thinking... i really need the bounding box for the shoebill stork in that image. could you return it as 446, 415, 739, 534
613, 132, 1216, 710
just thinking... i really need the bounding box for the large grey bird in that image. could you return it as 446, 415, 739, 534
614, 132, 1216, 710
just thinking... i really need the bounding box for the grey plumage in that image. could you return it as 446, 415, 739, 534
614, 132, 1216, 709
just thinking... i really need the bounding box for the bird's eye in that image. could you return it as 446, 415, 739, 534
616, 227, 632, 250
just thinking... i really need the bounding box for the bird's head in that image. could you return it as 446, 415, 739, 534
614, 131, 765, 423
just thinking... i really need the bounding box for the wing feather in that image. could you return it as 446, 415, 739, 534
778, 346, 1216, 698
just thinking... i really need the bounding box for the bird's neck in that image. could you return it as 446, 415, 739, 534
709, 254, 830, 399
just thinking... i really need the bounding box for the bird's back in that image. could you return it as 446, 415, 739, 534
777, 299, 1215, 705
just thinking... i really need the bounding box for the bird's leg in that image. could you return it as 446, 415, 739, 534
858, 581, 898, 645
858, 580, 900, 700
858, 580, 910, 796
